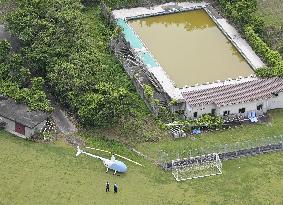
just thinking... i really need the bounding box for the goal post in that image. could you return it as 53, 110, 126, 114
172, 153, 222, 181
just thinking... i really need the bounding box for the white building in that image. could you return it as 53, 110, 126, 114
182, 77, 283, 118
0, 97, 48, 138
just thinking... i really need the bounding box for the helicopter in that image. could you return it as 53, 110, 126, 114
76, 146, 143, 174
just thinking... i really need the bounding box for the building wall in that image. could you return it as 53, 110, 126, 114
0, 117, 46, 138
0, 117, 26, 138
267, 93, 283, 110
1, 117, 15, 133
24, 120, 46, 138
35, 120, 46, 134
216, 100, 266, 117
185, 103, 216, 118
184, 94, 283, 118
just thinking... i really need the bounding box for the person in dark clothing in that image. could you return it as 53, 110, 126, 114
114, 183, 118, 193
106, 181, 110, 192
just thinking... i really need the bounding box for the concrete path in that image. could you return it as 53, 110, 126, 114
52, 107, 77, 135
0, 25, 10, 40
112, 2, 208, 19
215, 18, 265, 69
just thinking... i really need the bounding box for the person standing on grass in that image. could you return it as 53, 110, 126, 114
106, 181, 110, 192
114, 183, 118, 193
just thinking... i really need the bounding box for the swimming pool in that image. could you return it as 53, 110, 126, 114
121, 10, 254, 88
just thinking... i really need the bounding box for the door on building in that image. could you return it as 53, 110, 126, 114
15, 122, 25, 135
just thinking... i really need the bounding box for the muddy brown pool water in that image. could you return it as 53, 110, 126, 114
129, 10, 254, 88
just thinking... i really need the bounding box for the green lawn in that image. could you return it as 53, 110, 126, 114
257, 0, 283, 26
136, 110, 283, 160
0, 130, 282, 205
256, 0, 283, 53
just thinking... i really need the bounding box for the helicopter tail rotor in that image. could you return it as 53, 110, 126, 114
76, 146, 83, 156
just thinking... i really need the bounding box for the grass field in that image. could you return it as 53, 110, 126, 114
257, 0, 283, 26
0, 2, 283, 204
136, 110, 283, 160
0, 130, 283, 205
257, 0, 283, 53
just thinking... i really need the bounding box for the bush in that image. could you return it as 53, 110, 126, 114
173, 114, 224, 132
5, 1, 142, 126
244, 26, 282, 67
218, 0, 259, 28
244, 26, 283, 77
218, 0, 283, 77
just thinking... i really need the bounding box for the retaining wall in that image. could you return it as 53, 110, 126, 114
162, 142, 283, 170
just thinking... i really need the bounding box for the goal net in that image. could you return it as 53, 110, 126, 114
172, 153, 222, 181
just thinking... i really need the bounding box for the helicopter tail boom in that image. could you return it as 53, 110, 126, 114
76, 146, 83, 156
76, 146, 106, 161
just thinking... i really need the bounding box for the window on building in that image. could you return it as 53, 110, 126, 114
223, 110, 230, 116
193, 112, 198, 118
211, 109, 216, 115
239, 108, 246, 113
272, 92, 279, 97
257, 104, 263, 111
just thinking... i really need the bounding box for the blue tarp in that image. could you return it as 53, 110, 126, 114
248, 111, 258, 123
192, 128, 201, 135
117, 19, 159, 68
139, 52, 158, 68
117, 19, 143, 49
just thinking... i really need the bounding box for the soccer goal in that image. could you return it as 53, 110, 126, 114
172, 153, 222, 181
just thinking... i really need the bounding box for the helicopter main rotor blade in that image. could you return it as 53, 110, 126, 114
85, 147, 112, 154
114, 154, 143, 167
85, 147, 143, 167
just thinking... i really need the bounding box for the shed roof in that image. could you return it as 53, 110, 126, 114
182, 77, 283, 107
0, 98, 48, 128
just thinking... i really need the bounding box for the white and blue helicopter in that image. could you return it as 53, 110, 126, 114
76, 146, 143, 174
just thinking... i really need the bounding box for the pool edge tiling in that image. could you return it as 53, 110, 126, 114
113, 2, 265, 101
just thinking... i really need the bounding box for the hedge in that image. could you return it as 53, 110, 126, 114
244, 26, 282, 67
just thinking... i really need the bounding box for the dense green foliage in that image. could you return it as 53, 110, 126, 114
218, 0, 283, 77
245, 26, 283, 77
256, 0, 283, 57
0, 40, 52, 112
219, 0, 263, 32
5, 0, 146, 126
174, 114, 224, 133
244, 26, 282, 66
2, 0, 282, 124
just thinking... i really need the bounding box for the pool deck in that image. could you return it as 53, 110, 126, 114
112, 2, 207, 19
209, 15, 264, 69
112, 2, 265, 101
0, 25, 10, 40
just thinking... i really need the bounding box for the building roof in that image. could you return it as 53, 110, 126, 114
182, 77, 283, 107
0, 98, 48, 128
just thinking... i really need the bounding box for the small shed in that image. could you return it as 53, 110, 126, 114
0, 97, 48, 138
